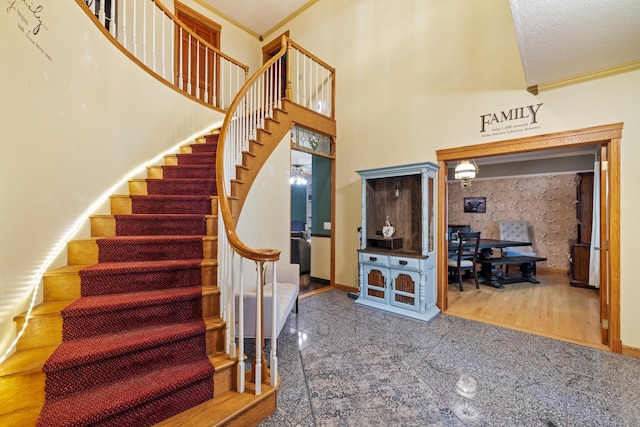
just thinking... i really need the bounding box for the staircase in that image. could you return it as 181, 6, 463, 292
0, 132, 277, 426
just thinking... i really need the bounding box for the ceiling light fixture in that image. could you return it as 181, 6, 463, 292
290, 165, 308, 186
454, 159, 479, 189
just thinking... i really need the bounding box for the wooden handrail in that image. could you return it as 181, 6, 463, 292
215, 36, 290, 263
287, 38, 335, 74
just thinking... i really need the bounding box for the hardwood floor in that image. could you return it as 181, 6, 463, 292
445, 268, 606, 349
299, 274, 330, 297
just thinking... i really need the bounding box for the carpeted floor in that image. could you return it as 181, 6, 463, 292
260, 288, 640, 426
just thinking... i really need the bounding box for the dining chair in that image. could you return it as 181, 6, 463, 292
498, 221, 537, 275
447, 231, 481, 291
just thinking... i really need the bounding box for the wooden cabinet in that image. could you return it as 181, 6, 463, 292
569, 172, 594, 288
356, 162, 440, 322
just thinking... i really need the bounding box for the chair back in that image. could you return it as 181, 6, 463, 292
448, 224, 471, 240
455, 231, 481, 263
499, 221, 534, 254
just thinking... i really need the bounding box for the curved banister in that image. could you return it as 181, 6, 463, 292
215, 36, 289, 263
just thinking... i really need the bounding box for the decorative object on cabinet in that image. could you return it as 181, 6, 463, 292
569, 172, 595, 288
355, 161, 440, 322
382, 216, 396, 237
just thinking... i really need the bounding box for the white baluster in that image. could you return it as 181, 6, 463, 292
204, 48, 209, 104
98, 0, 105, 26
132, 0, 137, 58
195, 40, 200, 100
270, 262, 278, 387
212, 52, 217, 107
161, 11, 165, 79
109, 0, 116, 37
237, 257, 245, 392
254, 262, 262, 395
151, 5, 156, 72
141, 0, 146, 64
122, 0, 128, 49
178, 27, 183, 90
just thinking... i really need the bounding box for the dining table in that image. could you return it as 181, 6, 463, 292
447, 238, 546, 288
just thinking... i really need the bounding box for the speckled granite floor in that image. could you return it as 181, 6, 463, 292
258, 288, 640, 426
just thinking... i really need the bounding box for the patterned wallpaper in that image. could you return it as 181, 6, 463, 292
448, 174, 580, 270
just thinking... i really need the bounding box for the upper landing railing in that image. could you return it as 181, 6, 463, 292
79, 0, 248, 110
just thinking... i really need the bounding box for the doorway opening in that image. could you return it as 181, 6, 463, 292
291, 149, 333, 297
436, 123, 622, 353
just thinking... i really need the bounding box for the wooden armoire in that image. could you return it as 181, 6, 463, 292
569, 172, 594, 288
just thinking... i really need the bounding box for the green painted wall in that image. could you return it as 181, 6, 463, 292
291, 185, 307, 223
311, 156, 332, 236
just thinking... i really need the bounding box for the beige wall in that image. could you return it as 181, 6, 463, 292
236, 134, 292, 286
265, 0, 640, 348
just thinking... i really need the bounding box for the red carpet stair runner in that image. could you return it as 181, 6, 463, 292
36, 135, 220, 426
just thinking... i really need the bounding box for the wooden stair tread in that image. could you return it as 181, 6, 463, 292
155, 385, 277, 427
0, 345, 57, 377
14, 300, 73, 320
0, 404, 43, 426
43, 265, 88, 276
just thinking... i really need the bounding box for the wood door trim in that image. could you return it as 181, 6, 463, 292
175, 1, 222, 46
262, 31, 290, 63
436, 122, 623, 353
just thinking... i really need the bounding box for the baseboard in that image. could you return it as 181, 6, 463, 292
310, 276, 330, 286
332, 282, 357, 293
536, 267, 569, 276
622, 344, 640, 358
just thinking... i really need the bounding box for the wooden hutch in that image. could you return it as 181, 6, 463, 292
569, 172, 595, 288
355, 162, 440, 322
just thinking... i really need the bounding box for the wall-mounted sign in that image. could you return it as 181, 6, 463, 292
6, 0, 52, 62
480, 103, 543, 137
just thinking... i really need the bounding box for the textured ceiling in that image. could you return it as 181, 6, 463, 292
509, 0, 640, 88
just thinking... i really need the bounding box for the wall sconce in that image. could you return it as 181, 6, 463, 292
289, 165, 308, 186
394, 178, 401, 199
454, 159, 479, 189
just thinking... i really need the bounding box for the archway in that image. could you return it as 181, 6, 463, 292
436, 123, 622, 352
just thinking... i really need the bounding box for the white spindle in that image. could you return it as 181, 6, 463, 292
204, 48, 209, 103
213, 53, 217, 107
122, 0, 128, 49
161, 11, 165, 79
132, 0, 137, 58
178, 27, 183, 90
195, 40, 200, 99
228, 251, 236, 359
270, 262, 278, 387
98, 0, 105, 26
151, 5, 156, 72
254, 262, 263, 395
109, 0, 116, 37
142, 0, 147, 64
237, 257, 245, 392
